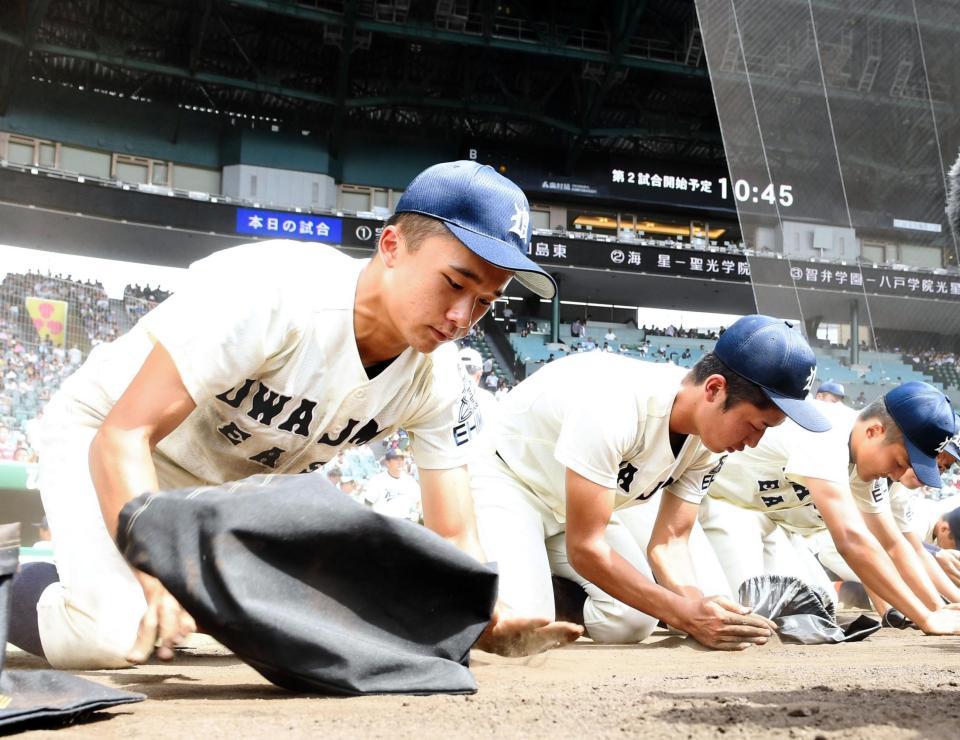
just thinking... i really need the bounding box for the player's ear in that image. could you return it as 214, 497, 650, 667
378, 224, 403, 267
863, 419, 885, 441
703, 374, 726, 403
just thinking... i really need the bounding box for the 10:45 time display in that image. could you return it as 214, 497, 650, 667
718, 177, 794, 207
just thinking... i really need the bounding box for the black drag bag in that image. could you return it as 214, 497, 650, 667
116, 474, 498, 696
0, 523, 144, 732
738, 574, 880, 644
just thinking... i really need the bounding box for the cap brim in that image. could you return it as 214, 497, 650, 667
764, 389, 832, 432
943, 440, 960, 463
445, 222, 556, 299
905, 434, 943, 488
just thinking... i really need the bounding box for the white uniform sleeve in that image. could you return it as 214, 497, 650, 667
138, 253, 302, 404
888, 482, 916, 533
554, 388, 643, 491
667, 448, 726, 505
404, 349, 477, 470
851, 476, 890, 515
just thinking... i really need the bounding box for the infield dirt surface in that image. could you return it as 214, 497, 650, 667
9, 625, 960, 739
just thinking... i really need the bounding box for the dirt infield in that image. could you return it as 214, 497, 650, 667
9, 626, 960, 739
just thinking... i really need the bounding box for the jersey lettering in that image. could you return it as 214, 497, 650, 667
277, 398, 317, 436
758, 479, 780, 492
617, 463, 638, 493
871, 481, 884, 504
761, 495, 785, 507
247, 383, 292, 426
218, 421, 252, 446
638, 476, 674, 501
701, 455, 727, 491
791, 482, 811, 501
216, 378, 256, 408
249, 446, 285, 468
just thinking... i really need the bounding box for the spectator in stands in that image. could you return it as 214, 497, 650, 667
855, 390, 868, 408
815, 381, 846, 404
604, 328, 617, 342
0, 424, 18, 460
681, 348, 692, 361
571, 318, 583, 338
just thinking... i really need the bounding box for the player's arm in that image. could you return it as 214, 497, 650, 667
88, 342, 198, 662
860, 508, 944, 610
420, 465, 583, 655
935, 549, 960, 588
806, 476, 960, 634
646, 493, 703, 599
419, 465, 485, 562
902, 529, 960, 603
564, 468, 772, 650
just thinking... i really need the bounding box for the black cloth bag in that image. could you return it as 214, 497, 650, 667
116, 474, 498, 696
0, 523, 144, 732
738, 574, 880, 644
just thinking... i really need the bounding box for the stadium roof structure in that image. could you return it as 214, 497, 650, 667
0, 0, 724, 171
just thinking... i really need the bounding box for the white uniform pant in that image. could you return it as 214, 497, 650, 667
471, 454, 658, 644
699, 495, 835, 601
34, 399, 202, 669
615, 493, 733, 600
807, 529, 859, 583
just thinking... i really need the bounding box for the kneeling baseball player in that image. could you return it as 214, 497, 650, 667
471, 315, 830, 649
700, 382, 960, 635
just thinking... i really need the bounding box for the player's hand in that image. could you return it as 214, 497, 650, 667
127, 570, 197, 663
474, 606, 583, 657
915, 607, 960, 636
935, 549, 960, 588
678, 595, 776, 651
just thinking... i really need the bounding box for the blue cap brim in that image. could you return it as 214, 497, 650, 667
444, 222, 556, 299
764, 389, 832, 432
905, 434, 943, 488
944, 440, 960, 462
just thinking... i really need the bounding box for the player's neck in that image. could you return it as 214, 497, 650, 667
668, 383, 698, 437
354, 262, 408, 365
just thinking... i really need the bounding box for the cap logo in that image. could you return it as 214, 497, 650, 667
937, 433, 960, 454
508, 202, 529, 241
802, 366, 817, 393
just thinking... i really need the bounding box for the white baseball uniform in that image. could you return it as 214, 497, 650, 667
364, 469, 422, 522
700, 400, 888, 597
812, 480, 914, 583
470, 353, 728, 644
36, 240, 480, 669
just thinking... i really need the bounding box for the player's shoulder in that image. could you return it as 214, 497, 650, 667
188, 240, 364, 285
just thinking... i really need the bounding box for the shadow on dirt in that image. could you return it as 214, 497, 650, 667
646, 686, 960, 734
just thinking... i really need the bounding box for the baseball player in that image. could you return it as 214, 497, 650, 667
815, 381, 846, 404
811, 432, 960, 621
471, 315, 831, 649
9, 160, 582, 669
458, 346, 499, 436
700, 382, 960, 635
364, 448, 422, 522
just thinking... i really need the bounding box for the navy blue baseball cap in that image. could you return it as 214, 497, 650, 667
940, 412, 960, 463
817, 381, 846, 398
714, 315, 830, 433
884, 382, 957, 488
395, 161, 556, 298
945, 506, 960, 546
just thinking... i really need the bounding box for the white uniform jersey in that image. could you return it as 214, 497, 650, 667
49, 240, 479, 485
491, 353, 722, 523
706, 400, 888, 535
912, 493, 960, 545
364, 471, 422, 521
887, 482, 919, 534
